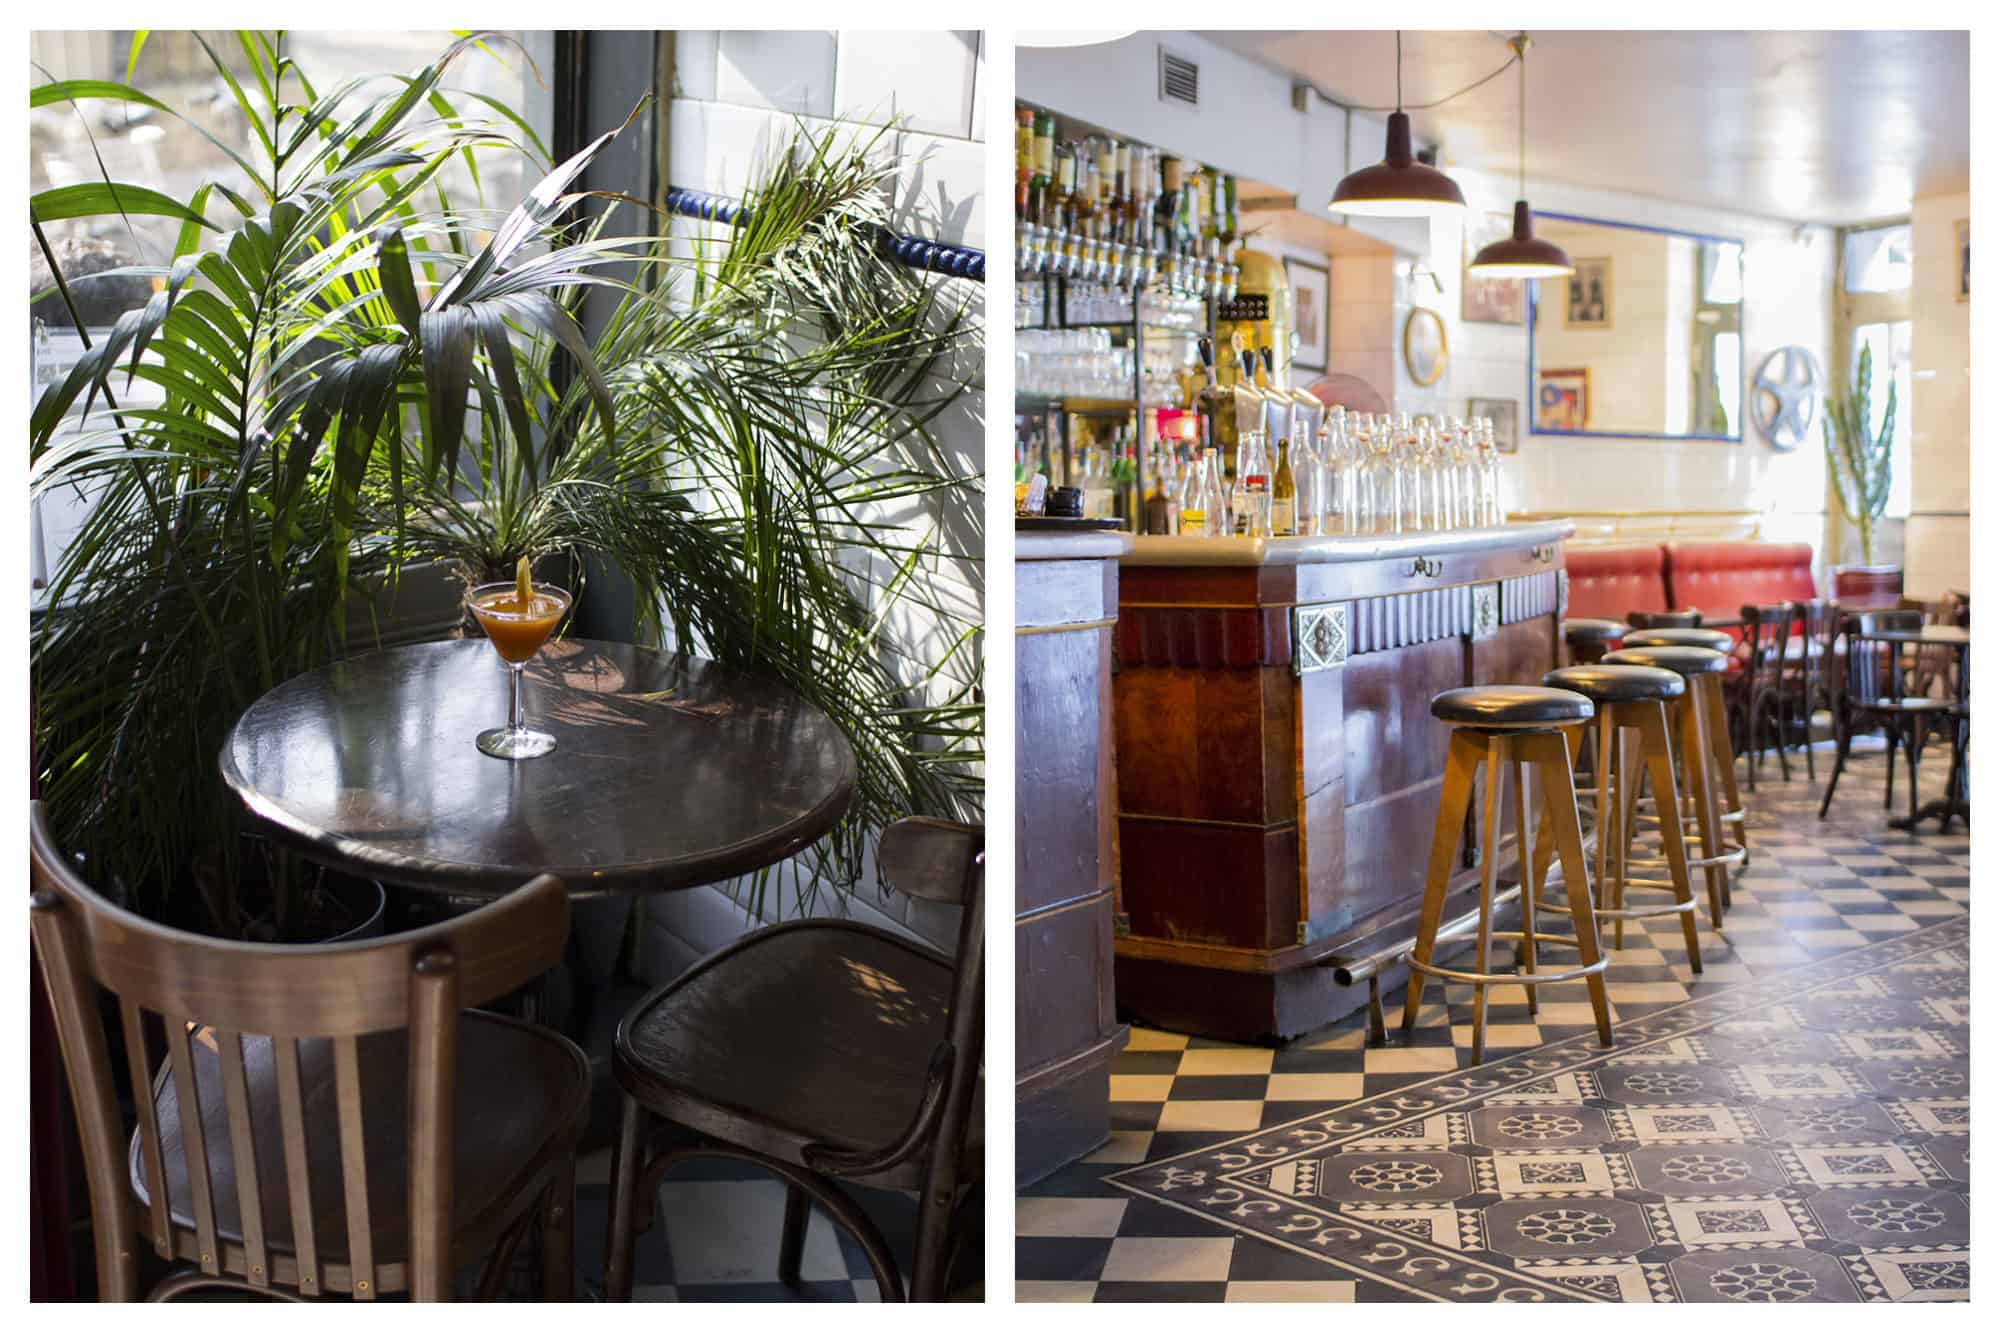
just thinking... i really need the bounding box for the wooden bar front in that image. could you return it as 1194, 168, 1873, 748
1015, 529, 1130, 1185
1111, 522, 1574, 1042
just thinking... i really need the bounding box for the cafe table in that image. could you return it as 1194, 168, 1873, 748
1858, 624, 1970, 834
220, 637, 858, 899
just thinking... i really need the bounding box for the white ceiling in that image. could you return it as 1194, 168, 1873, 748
1199, 29, 1969, 226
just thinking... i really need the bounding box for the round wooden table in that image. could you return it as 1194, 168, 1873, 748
220, 638, 857, 898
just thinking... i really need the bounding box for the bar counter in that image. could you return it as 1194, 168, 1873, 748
1016, 528, 1131, 1183
1110, 519, 1574, 1041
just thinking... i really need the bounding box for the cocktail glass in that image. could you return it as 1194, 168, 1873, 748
467, 581, 573, 760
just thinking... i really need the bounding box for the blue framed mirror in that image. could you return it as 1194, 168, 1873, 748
1527, 213, 1745, 441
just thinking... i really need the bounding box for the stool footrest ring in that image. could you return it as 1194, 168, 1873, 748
1534, 895, 1696, 922
1406, 952, 1609, 987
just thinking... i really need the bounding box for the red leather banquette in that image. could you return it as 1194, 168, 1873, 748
1563, 544, 1668, 622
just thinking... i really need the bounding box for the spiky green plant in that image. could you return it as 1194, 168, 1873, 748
32, 32, 981, 930
1823, 340, 1896, 564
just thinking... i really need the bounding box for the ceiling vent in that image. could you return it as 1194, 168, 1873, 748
1159, 48, 1199, 107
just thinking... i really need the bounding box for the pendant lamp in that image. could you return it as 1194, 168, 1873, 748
1468, 34, 1573, 278
1327, 32, 1467, 218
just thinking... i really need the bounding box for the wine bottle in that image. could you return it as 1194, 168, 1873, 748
1271, 440, 1297, 536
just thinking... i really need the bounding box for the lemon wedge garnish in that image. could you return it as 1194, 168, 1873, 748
515, 554, 533, 606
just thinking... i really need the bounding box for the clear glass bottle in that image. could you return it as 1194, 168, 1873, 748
1201, 445, 1229, 537
1401, 418, 1429, 533
1231, 429, 1271, 537
1478, 418, 1505, 526
1178, 449, 1208, 536
1363, 417, 1402, 534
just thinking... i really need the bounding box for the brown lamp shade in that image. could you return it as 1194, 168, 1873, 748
1327, 111, 1467, 218
1469, 199, 1574, 278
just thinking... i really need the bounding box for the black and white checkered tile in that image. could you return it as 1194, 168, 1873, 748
571, 1152, 918, 1301
1018, 744, 1969, 1302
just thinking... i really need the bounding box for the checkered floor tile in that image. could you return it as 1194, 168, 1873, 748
1018, 742, 1969, 1302
570, 1150, 927, 1301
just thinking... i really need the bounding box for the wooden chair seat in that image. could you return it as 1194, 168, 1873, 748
613, 921, 982, 1191
135, 1013, 589, 1290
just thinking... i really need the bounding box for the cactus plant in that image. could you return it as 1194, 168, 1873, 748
1823, 340, 1896, 563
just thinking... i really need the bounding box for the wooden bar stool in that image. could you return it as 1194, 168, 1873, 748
1401, 685, 1614, 1066
1603, 646, 1743, 925
1539, 665, 1705, 967
1563, 618, 1629, 666
1621, 628, 1751, 873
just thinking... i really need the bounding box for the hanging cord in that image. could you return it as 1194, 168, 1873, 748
1311, 32, 1522, 115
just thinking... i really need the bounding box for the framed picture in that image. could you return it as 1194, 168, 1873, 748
1536, 368, 1590, 431
1402, 307, 1448, 387
1565, 257, 1613, 329
1467, 396, 1518, 453
1462, 212, 1527, 325
1285, 256, 1330, 371
1955, 218, 1969, 301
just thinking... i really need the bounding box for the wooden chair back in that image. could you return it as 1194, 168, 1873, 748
817, 819, 983, 1183
1738, 603, 1793, 691
1839, 611, 1925, 712
28, 801, 569, 1301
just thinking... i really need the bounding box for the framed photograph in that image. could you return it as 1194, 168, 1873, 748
1536, 368, 1590, 432
1462, 212, 1527, 325
1467, 396, 1518, 453
1285, 256, 1330, 371
1955, 218, 1969, 301
1565, 257, 1613, 329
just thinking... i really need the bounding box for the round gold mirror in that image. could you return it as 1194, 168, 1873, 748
1403, 307, 1449, 387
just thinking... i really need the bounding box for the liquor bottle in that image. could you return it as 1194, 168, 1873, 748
1030, 109, 1055, 225
1096, 137, 1120, 241
1156, 155, 1182, 251
1015, 107, 1033, 218
1218, 173, 1238, 250
1231, 429, 1270, 537
1271, 439, 1298, 536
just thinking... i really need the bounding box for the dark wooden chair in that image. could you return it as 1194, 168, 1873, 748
28, 802, 589, 1302
603, 817, 984, 1303
1735, 603, 1794, 789
1817, 613, 1952, 821
1627, 609, 1703, 630
1788, 598, 1840, 782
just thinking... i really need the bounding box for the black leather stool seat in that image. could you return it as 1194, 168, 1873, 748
1543, 664, 1685, 703
1562, 618, 1629, 644
1431, 685, 1594, 729
1621, 628, 1732, 652
1603, 645, 1729, 676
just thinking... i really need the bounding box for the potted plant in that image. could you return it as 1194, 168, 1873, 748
32, 31, 981, 937
1823, 339, 1897, 565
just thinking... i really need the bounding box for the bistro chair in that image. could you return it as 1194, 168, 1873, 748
1789, 598, 1841, 782
1818, 611, 1952, 821
1735, 603, 1795, 789
27, 802, 589, 1302
604, 817, 984, 1303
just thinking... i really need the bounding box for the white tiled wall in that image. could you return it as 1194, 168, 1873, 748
1904, 191, 1970, 599
646, 31, 985, 972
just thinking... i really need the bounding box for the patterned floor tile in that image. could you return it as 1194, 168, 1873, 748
1021, 745, 1970, 1303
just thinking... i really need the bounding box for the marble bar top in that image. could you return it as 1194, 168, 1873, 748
1117, 519, 1576, 567
1015, 529, 1136, 562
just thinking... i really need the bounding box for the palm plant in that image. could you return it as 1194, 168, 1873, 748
32, 31, 981, 930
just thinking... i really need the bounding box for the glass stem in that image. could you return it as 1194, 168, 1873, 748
510, 662, 526, 733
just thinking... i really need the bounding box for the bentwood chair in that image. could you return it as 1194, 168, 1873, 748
604, 817, 984, 1302
1735, 603, 1795, 789
1789, 599, 1841, 782
28, 802, 589, 1302
1818, 612, 1953, 821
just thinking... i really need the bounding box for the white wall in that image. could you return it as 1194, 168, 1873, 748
1434, 168, 1838, 553
1904, 191, 1970, 598
644, 31, 986, 974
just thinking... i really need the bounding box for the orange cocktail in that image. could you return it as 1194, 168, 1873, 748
467, 559, 572, 760
470, 589, 569, 662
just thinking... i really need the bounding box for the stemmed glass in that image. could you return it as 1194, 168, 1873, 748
467, 574, 573, 760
